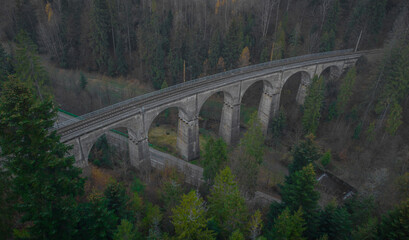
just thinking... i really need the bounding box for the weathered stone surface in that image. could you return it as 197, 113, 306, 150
56, 51, 363, 167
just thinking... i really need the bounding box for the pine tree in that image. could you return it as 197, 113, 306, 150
114, 219, 139, 240
281, 164, 320, 213
208, 167, 247, 238
336, 67, 356, 116
208, 30, 222, 72
223, 18, 244, 70
0, 78, 84, 239
288, 134, 321, 174
302, 76, 325, 134
385, 102, 403, 136
0, 45, 13, 81
318, 201, 352, 240
242, 112, 264, 165
76, 192, 118, 240
104, 180, 129, 221
15, 31, 48, 100
80, 72, 88, 90
378, 198, 409, 239
90, 0, 110, 72
171, 191, 215, 240
202, 137, 228, 184
270, 208, 306, 240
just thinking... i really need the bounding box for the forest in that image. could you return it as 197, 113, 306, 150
1, 0, 409, 239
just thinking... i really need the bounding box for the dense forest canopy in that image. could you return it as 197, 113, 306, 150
0, 0, 401, 88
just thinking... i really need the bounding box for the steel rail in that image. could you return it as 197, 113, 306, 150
56, 49, 381, 139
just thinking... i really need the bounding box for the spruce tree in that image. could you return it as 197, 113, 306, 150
202, 137, 228, 184
171, 191, 215, 240
302, 76, 325, 134
0, 78, 84, 239
208, 167, 247, 238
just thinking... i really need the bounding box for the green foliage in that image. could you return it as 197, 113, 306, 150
114, 219, 139, 240
281, 164, 320, 217
365, 121, 376, 142
353, 121, 363, 140
131, 177, 146, 194
76, 193, 118, 240
336, 67, 356, 116
248, 210, 263, 240
273, 22, 286, 60
320, 0, 339, 52
270, 109, 286, 140
229, 229, 245, 240
376, 47, 409, 115
90, 0, 110, 71
0, 168, 15, 238
344, 196, 376, 228
0, 79, 84, 239
171, 191, 215, 240
270, 208, 306, 240
320, 150, 331, 167
386, 102, 403, 136
242, 111, 265, 164
89, 135, 113, 168
378, 199, 409, 239
208, 30, 222, 71
351, 217, 378, 240
15, 31, 49, 100
0, 45, 13, 81
208, 167, 247, 237
368, 0, 387, 35
223, 18, 244, 70
302, 76, 325, 134
318, 201, 352, 240
160, 180, 183, 210
80, 72, 88, 90
104, 180, 129, 221
288, 134, 321, 174
141, 203, 162, 235
202, 137, 228, 184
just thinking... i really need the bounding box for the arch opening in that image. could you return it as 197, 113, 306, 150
147, 107, 181, 158
240, 80, 264, 130
198, 91, 225, 152
279, 72, 310, 132
88, 127, 130, 169
318, 66, 343, 121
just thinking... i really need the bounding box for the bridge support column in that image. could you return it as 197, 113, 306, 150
177, 114, 200, 161
66, 138, 88, 168
258, 85, 281, 135
220, 101, 240, 145
296, 72, 312, 105
128, 129, 151, 168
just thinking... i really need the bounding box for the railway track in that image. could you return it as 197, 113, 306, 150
56, 49, 382, 140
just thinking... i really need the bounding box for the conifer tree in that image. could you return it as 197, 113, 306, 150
318, 201, 352, 240
202, 137, 228, 184
270, 208, 306, 240
90, 0, 110, 72
336, 67, 356, 116
378, 199, 409, 239
288, 134, 321, 174
223, 18, 244, 70
0, 78, 84, 239
302, 76, 325, 134
208, 167, 247, 237
15, 31, 48, 100
171, 191, 215, 240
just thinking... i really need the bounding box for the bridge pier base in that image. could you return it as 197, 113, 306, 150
177, 116, 200, 161
220, 101, 240, 145
296, 72, 312, 105
128, 129, 151, 168
258, 85, 281, 135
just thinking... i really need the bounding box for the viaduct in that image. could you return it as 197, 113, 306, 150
55, 49, 373, 168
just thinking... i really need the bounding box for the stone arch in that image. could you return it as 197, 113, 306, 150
317, 65, 342, 80
197, 89, 235, 116
281, 70, 314, 105
240, 78, 274, 103
80, 123, 131, 167
144, 102, 192, 134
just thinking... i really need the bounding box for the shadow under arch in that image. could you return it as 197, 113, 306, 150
87, 127, 130, 169
197, 91, 226, 151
